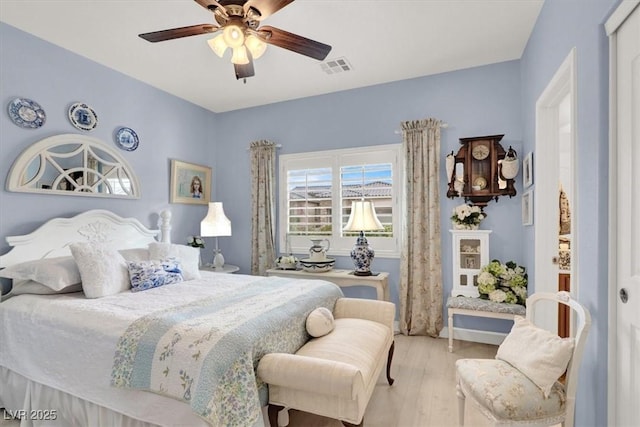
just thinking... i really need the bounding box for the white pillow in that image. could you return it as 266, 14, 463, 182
0, 256, 81, 291
2, 280, 83, 301
148, 243, 201, 280
70, 242, 130, 299
496, 316, 575, 397
119, 248, 150, 262
306, 307, 335, 338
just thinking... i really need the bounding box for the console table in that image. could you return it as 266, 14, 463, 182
265, 268, 390, 302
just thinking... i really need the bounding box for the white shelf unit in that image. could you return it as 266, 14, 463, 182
450, 229, 492, 297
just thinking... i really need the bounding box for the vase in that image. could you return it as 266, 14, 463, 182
453, 222, 479, 230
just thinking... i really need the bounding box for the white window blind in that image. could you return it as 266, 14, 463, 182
279, 144, 402, 258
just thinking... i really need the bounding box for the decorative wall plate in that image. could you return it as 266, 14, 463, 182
115, 127, 139, 151
68, 102, 98, 131
8, 97, 46, 129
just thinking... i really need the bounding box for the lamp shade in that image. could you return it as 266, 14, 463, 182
200, 202, 232, 237
343, 201, 383, 232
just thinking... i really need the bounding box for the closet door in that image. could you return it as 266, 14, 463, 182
607, 3, 640, 425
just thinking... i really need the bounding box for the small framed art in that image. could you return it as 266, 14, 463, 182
522, 190, 533, 226
170, 159, 211, 205
523, 152, 533, 188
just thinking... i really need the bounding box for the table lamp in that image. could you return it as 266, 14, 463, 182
343, 200, 383, 276
200, 202, 232, 271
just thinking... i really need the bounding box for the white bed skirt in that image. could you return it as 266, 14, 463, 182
0, 368, 271, 427
0, 367, 201, 427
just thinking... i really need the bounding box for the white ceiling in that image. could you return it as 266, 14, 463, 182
0, 0, 544, 113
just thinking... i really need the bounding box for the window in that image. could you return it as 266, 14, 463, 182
279, 144, 402, 258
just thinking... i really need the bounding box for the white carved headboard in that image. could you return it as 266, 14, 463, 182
0, 210, 172, 268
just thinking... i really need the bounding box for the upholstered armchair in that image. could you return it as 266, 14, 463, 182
455, 292, 591, 427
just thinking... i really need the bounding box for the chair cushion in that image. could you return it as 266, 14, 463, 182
496, 316, 574, 397
456, 359, 566, 422
447, 296, 526, 315
297, 318, 389, 389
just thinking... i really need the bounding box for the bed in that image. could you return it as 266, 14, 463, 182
0, 210, 343, 427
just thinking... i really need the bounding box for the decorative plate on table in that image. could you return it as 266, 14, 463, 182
7, 97, 46, 129
68, 102, 98, 131
115, 127, 139, 151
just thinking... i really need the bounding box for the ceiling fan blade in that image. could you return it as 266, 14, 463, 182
139, 24, 219, 43
244, 0, 294, 20
259, 25, 331, 60
234, 57, 255, 80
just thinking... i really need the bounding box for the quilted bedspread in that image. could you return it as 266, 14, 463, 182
111, 276, 342, 426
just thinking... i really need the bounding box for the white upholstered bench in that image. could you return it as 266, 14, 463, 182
257, 297, 396, 427
447, 296, 526, 352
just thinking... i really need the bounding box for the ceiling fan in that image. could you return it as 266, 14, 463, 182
139, 0, 332, 80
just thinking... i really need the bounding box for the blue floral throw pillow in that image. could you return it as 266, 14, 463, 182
128, 259, 184, 292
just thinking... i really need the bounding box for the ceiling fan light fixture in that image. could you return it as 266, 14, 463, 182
207, 34, 228, 58
245, 35, 267, 59
231, 45, 250, 65
223, 24, 245, 49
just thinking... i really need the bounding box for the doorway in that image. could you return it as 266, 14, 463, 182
534, 49, 578, 334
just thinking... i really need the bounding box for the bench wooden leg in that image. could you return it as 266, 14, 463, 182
386, 340, 395, 385
268, 404, 285, 427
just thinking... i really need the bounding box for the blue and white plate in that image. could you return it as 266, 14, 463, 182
68, 102, 98, 131
115, 127, 139, 151
8, 97, 46, 129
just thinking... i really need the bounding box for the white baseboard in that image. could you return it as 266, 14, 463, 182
394, 322, 506, 346
439, 326, 507, 346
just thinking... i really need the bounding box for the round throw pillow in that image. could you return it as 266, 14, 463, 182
306, 307, 335, 337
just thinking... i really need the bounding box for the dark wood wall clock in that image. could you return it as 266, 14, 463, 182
446, 134, 517, 207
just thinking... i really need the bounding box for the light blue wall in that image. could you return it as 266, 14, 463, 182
215, 60, 524, 333
0, 22, 217, 294
519, 0, 618, 425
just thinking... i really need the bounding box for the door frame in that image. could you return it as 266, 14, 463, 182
605, 1, 640, 424
534, 48, 578, 332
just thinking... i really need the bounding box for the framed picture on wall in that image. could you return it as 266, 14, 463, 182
523, 152, 533, 188
170, 159, 211, 205
522, 190, 533, 226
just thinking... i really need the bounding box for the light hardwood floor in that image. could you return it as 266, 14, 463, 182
288, 334, 497, 427
1, 336, 498, 427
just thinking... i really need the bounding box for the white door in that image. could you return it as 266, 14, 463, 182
534, 49, 577, 334
607, 2, 640, 426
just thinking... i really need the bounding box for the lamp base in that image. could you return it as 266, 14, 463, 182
352, 270, 373, 276
350, 231, 375, 277
212, 250, 225, 271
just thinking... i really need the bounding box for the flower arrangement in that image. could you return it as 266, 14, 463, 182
451, 204, 485, 229
477, 260, 528, 305
187, 236, 205, 248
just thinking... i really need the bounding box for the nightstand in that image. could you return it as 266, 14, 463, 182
200, 264, 240, 274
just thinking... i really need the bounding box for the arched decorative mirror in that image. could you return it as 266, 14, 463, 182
6, 133, 141, 198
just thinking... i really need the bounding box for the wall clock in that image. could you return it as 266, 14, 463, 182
472, 144, 490, 160
446, 134, 517, 206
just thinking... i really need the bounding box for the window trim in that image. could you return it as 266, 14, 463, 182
279, 144, 402, 259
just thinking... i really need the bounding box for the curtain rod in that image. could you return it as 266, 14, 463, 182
247, 144, 282, 150
394, 122, 449, 134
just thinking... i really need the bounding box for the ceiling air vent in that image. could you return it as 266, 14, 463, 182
320, 57, 353, 74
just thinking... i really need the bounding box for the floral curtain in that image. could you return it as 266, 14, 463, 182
249, 140, 277, 275
400, 118, 444, 337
